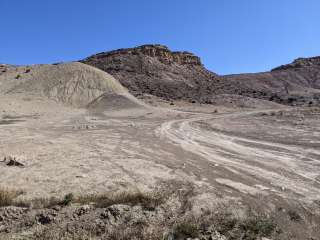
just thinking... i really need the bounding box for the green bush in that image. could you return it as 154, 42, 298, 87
60, 193, 74, 206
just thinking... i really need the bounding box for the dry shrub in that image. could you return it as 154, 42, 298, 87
0, 187, 20, 207
77, 190, 165, 210
29, 197, 61, 209
172, 220, 200, 239
198, 208, 278, 240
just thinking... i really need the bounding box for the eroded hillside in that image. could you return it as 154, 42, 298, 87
82, 44, 320, 107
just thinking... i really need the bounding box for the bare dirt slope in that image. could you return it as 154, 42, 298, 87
0, 62, 144, 108
223, 66, 320, 106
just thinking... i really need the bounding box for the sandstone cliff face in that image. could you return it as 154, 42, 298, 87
272, 56, 320, 71
81, 44, 220, 102
88, 44, 202, 66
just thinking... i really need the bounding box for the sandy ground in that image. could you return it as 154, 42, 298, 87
0, 95, 205, 199
1, 93, 320, 226
158, 108, 320, 203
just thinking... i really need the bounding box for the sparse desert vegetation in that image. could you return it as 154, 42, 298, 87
0, 182, 284, 240
0, 188, 20, 207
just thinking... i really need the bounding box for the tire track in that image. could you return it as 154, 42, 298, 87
157, 110, 320, 203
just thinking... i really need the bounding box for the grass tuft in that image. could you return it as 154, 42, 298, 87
172, 220, 200, 239
0, 187, 20, 207
76, 191, 165, 210
60, 193, 74, 206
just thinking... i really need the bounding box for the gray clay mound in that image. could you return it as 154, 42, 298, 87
0, 62, 145, 109
87, 92, 144, 111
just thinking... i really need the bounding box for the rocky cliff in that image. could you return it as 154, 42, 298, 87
81, 44, 221, 103
81, 45, 320, 106
272, 56, 320, 71
86, 44, 202, 66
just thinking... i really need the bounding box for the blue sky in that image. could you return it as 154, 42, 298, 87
0, 0, 319, 74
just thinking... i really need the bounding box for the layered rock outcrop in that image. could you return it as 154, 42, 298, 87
81, 44, 220, 103
81, 44, 320, 106
272, 56, 320, 71
86, 44, 202, 66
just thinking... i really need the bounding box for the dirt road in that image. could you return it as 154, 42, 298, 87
158, 109, 320, 204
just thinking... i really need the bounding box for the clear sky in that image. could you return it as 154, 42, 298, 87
0, 0, 319, 74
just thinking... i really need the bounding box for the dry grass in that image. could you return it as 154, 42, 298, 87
0, 187, 165, 211
28, 196, 61, 209
0, 182, 281, 240
76, 190, 165, 210
11, 194, 74, 209
172, 220, 200, 239
107, 225, 164, 240
0, 187, 20, 207
198, 209, 278, 240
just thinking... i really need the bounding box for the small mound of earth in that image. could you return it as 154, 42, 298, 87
0, 62, 144, 109
88, 92, 145, 111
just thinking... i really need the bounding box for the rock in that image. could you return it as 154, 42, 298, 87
0, 207, 28, 222
74, 205, 92, 217
36, 211, 56, 225
73, 124, 97, 130
100, 204, 131, 223
6, 159, 24, 167
3, 156, 24, 167
272, 56, 320, 71
210, 231, 227, 240
99, 204, 152, 227
81, 44, 221, 104
82, 44, 320, 107
52, 206, 62, 212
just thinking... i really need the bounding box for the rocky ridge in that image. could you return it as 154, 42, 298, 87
272, 56, 320, 71
86, 44, 202, 66
81, 44, 221, 103
82, 45, 320, 106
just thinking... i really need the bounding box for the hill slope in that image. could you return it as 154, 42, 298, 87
0, 62, 144, 109
223, 57, 320, 106
82, 45, 320, 106
81, 44, 222, 103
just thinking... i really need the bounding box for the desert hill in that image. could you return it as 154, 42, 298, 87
223, 57, 320, 106
81, 44, 221, 103
82, 44, 320, 106
0, 62, 144, 109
